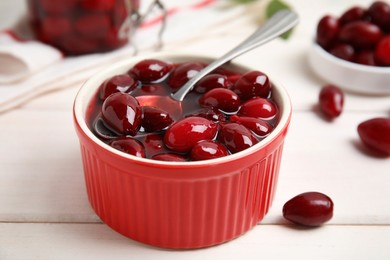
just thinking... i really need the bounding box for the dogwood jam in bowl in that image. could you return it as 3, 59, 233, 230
87, 59, 280, 161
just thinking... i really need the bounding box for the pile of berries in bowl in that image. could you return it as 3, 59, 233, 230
73, 53, 292, 248
90, 58, 279, 161
308, 1, 390, 95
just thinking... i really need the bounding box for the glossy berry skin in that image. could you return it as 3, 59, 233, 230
102, 92, 142, 135
230, 115, 272, 137
315, 2, 390, 67
41, 16, 72, 40
109, 137, 145, 158
199, 88, 240, 113
283, 192, 334, 227
354, 51, 376, 66
141, 106, 173, 132
99, 74, 138, 100
212, 67, 238, 77
152, 153, 187, 162
164, 117, 218, 153
29, 0, 137, 55
227, 74, 242, 85
212, 68, 242, 85
316, 15, 340, 49
368, 1, 390, 32
168, 62, 205, 89
90, 60, 279, 161
38, 0, 78, 14
319, 85, 344, 119
238, 98, 278, 120
80, 0, 115, 12
142, 133, 167, 157
186, 108, 226, 123
111, 3, 128, 29
194, 74, 231, 94
129, 59, 172, 83
61, 35, 99, 55
74, 14, 110, 38
218, 123, 258, 154
339, 6, 367, 25
338, 21, 383, 49
374, 35, 390, 66
190, 141, 230, 161
357, 118, 390, 156
232, 71, 271, 100
329, 44, 355, 61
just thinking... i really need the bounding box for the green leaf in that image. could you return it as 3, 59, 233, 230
266, 0, 294, 40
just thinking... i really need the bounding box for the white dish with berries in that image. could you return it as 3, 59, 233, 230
308, 1, 390, 95
308, 43, 390, 95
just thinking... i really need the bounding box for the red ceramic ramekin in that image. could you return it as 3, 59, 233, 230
73, 53, 292, 249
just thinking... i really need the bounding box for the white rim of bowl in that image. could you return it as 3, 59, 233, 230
312, 42, 390, 74
74, 52, 292, 167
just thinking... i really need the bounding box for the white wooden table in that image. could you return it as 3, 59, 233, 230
1, 1, 389, 259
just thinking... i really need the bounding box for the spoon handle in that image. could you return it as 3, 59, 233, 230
171, 9, 299, 101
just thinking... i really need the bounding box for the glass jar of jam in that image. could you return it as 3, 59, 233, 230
27, 0, 140, 56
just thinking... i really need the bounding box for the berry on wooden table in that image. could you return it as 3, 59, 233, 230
318, 85, 344, 119
283, 192, 334, 227
357, 118, 390, 156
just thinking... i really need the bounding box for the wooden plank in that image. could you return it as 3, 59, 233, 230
0, 110, 389, 224
0, 223, 389, 260
0, 110, 99, 222
264, 111, 390, 225
11, 84, 81, 111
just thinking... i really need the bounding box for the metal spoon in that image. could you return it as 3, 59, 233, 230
171, 9, 299, 101
95, 10, 299, 139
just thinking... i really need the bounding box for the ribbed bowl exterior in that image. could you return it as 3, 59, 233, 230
78, 137, 286, 248
73, 53, 291, 249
